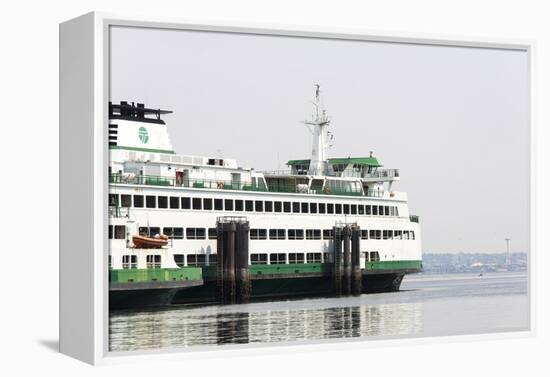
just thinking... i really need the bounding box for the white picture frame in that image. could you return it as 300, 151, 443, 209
59, 11, 535, 365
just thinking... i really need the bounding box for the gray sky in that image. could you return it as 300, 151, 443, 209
110, 26, 529, 254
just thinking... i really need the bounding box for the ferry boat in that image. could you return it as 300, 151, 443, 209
108, 86, 422, 308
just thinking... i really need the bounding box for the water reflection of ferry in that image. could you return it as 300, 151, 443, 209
109, 302, 422, 351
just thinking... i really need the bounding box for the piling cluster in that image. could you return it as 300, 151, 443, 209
332, 225, 362, 296
216, 218, 250, 304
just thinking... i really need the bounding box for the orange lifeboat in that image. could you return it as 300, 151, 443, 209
132, 234, 168, 249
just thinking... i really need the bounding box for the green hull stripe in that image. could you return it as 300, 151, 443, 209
365, 260, 422, 271
109, 145, 176, 154
110, 267, 202, 284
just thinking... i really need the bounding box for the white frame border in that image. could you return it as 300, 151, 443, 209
59, 11, 535, 365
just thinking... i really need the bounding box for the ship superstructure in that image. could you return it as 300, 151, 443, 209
108, 88, 422, 308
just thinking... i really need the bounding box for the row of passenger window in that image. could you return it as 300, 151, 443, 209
117, 226, 416, 241
109, 193, 400, 217
114, 251, 382, 269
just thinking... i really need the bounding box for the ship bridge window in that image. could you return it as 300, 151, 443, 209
235, 200, 244, 211
224, 199, 233, 211
307, 253, 322, 263
335, 204, 342, 214
169, 197, 180, 209
251, 254, 267, 265
306, 229, 321, 240
121, 194, 131, 207
361, 230, 368, 240
187, 254, 206, 266
370, 252, 380, 262
369, 230, 381, 240
208, 228, 217, 239
378, 206, 384, 216
122, 255, 137, 269
163, 227, 184, 239
133, 195, 144, 208
146, 255, 161, 269
245, 200, 254, 212
358, 205, 364, 215
108, 225, 113, 239
270, 253, 286, 264
109, 194, 118, 206
289, 253, 304, 264
214, 199, 223, 210
187, 228, 206, 240
192, 198, 202, 210
174, 254, 185, 267
310, 179, 324, 192
207, 158, 224, 166
283, 202, 291, 213
255, 200, 263, 212
394, 230, 402, 240
114, 225, 126, 239
250, 229, 267, 240
389, 206, 395, 216
403, 230, 410, 240
158, 196, 168, 209
323, 229, 333, 240
366, 205, 371, 215
383, 230, 393, 240
395, 207, 399, 216
288, 229, 304, 240
410, 231, 415, 240
372, 206, 378, 216
343, 204, 350, 214
203, 198, 213, 210
182, 197, 191, 209
350, 204, 357, 215
269, 229, 285, 240
319, 203, 326, 214
292, 202, 300, 213
274, 201, 282, 212
310, 203, 318, 214
146, 195, 156, 208
327, 203, 334, 214
264, 201, 273, 212
384, 206, 390, 216
301, 202, 309, 213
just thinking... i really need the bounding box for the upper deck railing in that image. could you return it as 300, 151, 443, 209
261, 168, 399, 180
109, 173, 388, 198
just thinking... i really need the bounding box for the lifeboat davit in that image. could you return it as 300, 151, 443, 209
132, 234, 168, 249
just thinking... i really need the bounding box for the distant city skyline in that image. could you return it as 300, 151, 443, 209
110, 26, 530, 254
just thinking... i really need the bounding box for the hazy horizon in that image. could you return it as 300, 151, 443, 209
110, 26, 530, 254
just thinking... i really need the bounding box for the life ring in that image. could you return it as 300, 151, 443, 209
217, 181, 225, 189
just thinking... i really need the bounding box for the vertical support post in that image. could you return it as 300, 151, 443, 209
351, 226, 362, 296
235, 222, 251, 303
333, 226, 342, 296
342, 226, 351, 295
216, 222, 224, 302
223, 223, 237, 304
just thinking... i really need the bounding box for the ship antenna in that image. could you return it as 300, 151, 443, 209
302, 84, 331, 175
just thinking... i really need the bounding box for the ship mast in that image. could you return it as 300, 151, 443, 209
303, 84, 331, 175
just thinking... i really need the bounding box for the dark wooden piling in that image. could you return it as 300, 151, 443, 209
216, 223, 225, 302
235, 222, 251, 303
351, 226, 362, 296
342, 226, 352, 295
223, 223, 236, 304
332, 226, 342, 296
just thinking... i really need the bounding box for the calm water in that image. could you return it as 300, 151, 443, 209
109, 272, 529, 352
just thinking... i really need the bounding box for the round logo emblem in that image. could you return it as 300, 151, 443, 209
138, 127, 149, 144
